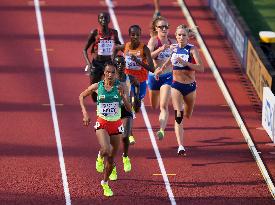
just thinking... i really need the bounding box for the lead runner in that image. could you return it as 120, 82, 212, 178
79, 62, 131, 197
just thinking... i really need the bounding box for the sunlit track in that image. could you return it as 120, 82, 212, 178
33, 0, 71, 204
1, 0, 274, 204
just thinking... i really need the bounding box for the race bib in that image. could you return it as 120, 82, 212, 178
98, 102, 119, 117
158, 48, 171, 60
171, 53, 189, 67
125, 55, 142, 70
98, 40, 114, 56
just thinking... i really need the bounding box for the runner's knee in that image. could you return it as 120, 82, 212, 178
185, 107, 193, 119
160, 103, 168, 112
100, 144, 112, 156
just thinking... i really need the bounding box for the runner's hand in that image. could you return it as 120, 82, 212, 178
83, 113, 91, 126
117, 84, 124, 97
170, 44, 177, 50
176, 57, 187, 66
159, 44, 170, 52
154, 67, 162, 80
130, 55, 139, 63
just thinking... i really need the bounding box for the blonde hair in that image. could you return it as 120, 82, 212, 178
175, 24, 197, 38
150, 16, 168, 37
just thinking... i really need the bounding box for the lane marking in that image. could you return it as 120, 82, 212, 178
33, 0, 71, 204
105, 0, 176, 204
220, 104, 229, 107
256, 127, 265, 131
28, 1, 45, 6
177, 0, 275, 199
42, 103, 64, 106
153, 173, 176, 176
35, 48, 54, 52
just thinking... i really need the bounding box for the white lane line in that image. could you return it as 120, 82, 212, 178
177, 0, 275, 199
33, 0, 71, 204
105, 0, 176, 204
141, 103, 177, 205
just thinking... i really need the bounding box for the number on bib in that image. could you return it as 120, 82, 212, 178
118, 124, 124, 133
94, 121, 101, 129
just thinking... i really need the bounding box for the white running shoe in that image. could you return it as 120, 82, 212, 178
177, 145, 186, 156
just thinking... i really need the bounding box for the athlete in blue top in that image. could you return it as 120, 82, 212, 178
155, 24, 204, 156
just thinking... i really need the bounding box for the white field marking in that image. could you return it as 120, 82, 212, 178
220, 104, 229, 107
153, 173, 177, 176
35, 48, 54, 52
33, 0, 71, 204
42, 103, 64, 106
105, 0, 176, 204
177, 0, 275, 199
28, 0, 45, 6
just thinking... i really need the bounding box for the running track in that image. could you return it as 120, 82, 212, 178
0, 0, 275, 204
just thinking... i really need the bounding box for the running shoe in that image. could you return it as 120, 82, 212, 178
96, 155, 104, 173
177, 145, 186, 156
101, 181, 113, 197
153, 11, 161, 19
122, 156, 132, 172
84, 65, 89, 72
156, 129, 164, 140
109, 166, 117, 181
129, 135, 136, 145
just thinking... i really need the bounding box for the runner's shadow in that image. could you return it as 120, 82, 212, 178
170, 180, 264, 188
174, 196, 272, 205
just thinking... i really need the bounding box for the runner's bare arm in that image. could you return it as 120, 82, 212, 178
118, 84, 132, 112
79, 83, 98, 126
147, 37, 170, 59
177, 46, 204, 72
83, 29, 97, 67
156, 54, 172, 74
112, 44, 125, 60
147, 37, 159, 59
113, 29, 121, 45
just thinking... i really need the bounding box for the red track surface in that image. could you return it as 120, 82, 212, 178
0, 0, 275, 204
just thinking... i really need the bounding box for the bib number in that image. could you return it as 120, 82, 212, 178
118, 124, 124, 133
98, 40, 114, 56
125, 55, 142, 70
98, 102, 119, 117
94, 121, 101, 129
158, 48, 171, 60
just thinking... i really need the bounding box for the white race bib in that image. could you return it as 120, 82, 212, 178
171, 53, 189, 67
125, 55, 142, 70
98, 40, 114, 56
98, 102, 119, 116
158, 48, 171, 60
